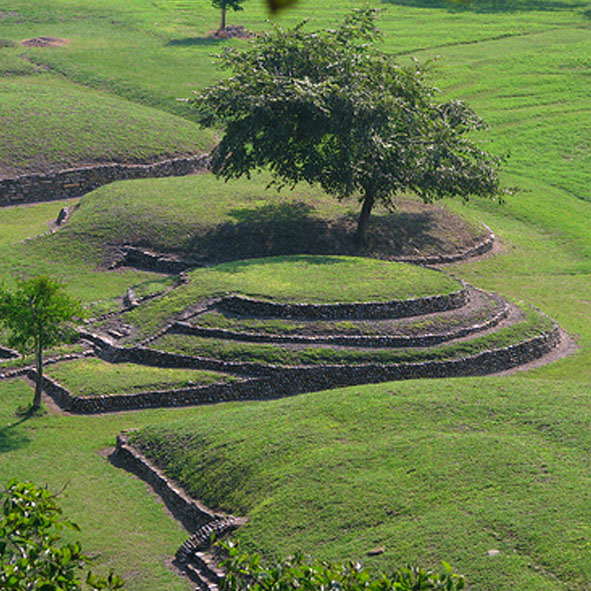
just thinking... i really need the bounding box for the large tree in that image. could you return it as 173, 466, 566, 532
193, 9, 507, 248
0, 276, 81, 411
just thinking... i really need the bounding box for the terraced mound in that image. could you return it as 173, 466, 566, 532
35, 256, 562, 413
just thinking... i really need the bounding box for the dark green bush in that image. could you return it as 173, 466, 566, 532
220, 541, 465, 591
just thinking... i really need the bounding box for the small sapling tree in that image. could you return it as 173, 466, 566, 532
0, 276, 82, 412
193, 8, 507, 249
213, 0, 246, 32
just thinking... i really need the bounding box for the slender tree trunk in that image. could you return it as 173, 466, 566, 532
33, 341, 42, 411
219, 2, 226, 31
355, 188, 375, 251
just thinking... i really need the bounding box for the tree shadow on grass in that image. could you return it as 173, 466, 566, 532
0, 415, 31, 454
382, 0, 587, 13
166, 37, 224, 47
185, 201, 447, 263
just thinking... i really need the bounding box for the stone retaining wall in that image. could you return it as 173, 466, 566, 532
0, 155, 209, 206
118, 246, 194, 274
0, 351, 93, 381
114, 433, 230, 531
217, 288, 469, 320
171, 300, 510, 348
393, 225, 495, 266
55, 323, 561, 413
0, 345, 18, 359
32, 368, 273, 413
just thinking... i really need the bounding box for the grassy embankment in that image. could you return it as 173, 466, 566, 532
2, 0, 591, 590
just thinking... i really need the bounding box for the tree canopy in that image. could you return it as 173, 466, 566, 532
0, 276, 81, 411
193, 8, 507, 248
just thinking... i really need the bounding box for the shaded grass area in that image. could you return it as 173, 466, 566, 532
128, 374, 591, 590
60, 173, 487, 262
122, 256, 461, 340
152, 305, 551, 366
45, 358, 236, 397
0, 75, 214, 177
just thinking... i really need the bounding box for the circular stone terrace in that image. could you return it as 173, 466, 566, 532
10, 255, 563, 414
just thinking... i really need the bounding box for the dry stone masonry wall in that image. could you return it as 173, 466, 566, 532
42, 321, 561, 414
217, 288, 469, 320
0, 155, 209, 206
170, 298, 511, 347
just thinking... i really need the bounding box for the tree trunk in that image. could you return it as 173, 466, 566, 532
220, 3, 226, 31
355, 189, 375, 250
33, 341, 43, 411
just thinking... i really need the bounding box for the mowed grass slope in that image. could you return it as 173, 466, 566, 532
0, 75, 214, 177
2, 2, 591, 591
0, 200, 170, 315
130, 375, 591, 591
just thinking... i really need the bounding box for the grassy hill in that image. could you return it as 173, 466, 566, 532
1, 1, 591, 591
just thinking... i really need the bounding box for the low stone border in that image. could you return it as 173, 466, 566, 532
391, 225, 496, 266
0, 350, 93, 380
170, 299, 511, 348
115, 245, 195, 274
0, 154, 210, 206
114, 434, 243, 591
114, 433, 236, 530
31, 369, 272, 413
53, 322, 561, 414
114, 226, 496, 273
0, 344, 18, 359
217, 288, 469, 320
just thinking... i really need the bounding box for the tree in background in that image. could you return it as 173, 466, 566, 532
0, 276, 82, 412
212, 0, 246, 32
193, 9, 507, 249
0, 479, 125, 590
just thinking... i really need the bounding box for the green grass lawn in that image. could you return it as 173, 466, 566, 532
0, 75, 214, 177
121, 256, 461, 340
2, 1, 591, 590
128, 374, 591, 591
54, 171, 486, 263
45, 358, 236, 397
0, 198, 77, 245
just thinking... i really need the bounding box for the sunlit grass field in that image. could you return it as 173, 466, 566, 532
2, 0, 591, 590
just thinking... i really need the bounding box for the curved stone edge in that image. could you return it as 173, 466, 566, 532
115, 225, 495, 274
113, 433, 243, 591
0, 154, 210, 207
217, 287, 469, 320
170, 298, 511, 348
390, 224, 496, 266
52, 322, 562, 414
0, 350, 93, 381
0, 344, 19, 360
